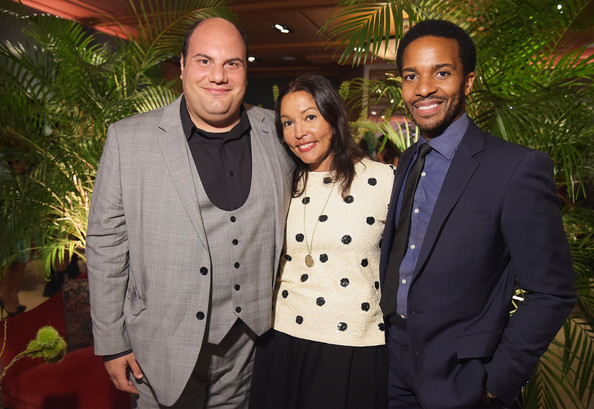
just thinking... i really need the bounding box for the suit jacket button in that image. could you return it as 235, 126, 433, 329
200, 267, 208, 276
235, 307, 242, 313
196, 311, 205, 320
235, 284, 240, 291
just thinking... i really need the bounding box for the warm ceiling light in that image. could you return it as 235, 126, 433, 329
272, 24, 293, 34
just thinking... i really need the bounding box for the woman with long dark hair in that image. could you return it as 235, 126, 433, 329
249, 73, 394, 409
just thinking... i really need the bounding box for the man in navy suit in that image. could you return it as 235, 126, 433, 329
379, 20, 576, 408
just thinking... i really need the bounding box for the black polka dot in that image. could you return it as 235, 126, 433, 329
368, 178, 377, 186
316, 297, 325, 306
366, 217, 375, 225
284, 254, 292, 261
282, 290, 289, 298
302, 197, 310, 205
296, 316, 303, 324
301, 274, 308, 282
340, 278, 350, 287
361, 258, 368, 267
323, 177, 333, 184
341, 235, 352, 245
320, 254, 328, 263
338, 322, 348, 331
344, 195, 354, 204
319, 215, 328, 222
295, 233, 304, 242
378, 322, 385, 331
361, 302, 370, 311
375, 281, 380, 290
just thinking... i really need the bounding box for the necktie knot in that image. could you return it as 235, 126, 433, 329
417, 142, 433, 160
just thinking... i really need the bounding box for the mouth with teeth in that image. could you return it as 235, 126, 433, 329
413, 99, 444, 116
297, 141, 316, 152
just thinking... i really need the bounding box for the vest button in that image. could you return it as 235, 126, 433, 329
234, 262, 240, 269
230, 216, 236, 222
196, 311, 205, 320
235, 306, 242, 313
200, 267, 208, 275
235, 284, 240, 291
232, 239, 238, 245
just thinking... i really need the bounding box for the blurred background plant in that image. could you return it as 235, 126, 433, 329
0, 0, 231, 273
323, 1, 593, 407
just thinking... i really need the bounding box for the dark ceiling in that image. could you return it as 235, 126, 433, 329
17, 0, 368, 79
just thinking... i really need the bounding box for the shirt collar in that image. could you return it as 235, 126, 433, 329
420, 112, 469, 160
180, 95, 251, 141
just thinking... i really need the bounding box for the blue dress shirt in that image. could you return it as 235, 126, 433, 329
396, 113, 470, 317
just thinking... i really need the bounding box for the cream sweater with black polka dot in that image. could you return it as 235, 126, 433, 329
272, 158, 395, 346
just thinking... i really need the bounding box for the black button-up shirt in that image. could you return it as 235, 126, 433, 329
181, 96, 252, 211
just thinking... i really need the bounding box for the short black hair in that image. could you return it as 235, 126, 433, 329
275, 73, 364, 198
181, 17, 249, 64
396, 19, 476, 76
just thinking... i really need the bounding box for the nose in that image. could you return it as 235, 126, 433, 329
294, 122, 306, 140
416, 76, 437, 97
209, 63, 227, 84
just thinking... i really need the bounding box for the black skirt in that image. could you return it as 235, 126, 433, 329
249, 329, 387, 409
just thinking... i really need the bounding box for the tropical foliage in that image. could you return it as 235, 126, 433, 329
323, 1, 593, 407
0, 0, 231, 271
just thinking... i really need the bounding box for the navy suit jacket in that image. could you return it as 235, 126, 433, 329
379, 119, 576, 408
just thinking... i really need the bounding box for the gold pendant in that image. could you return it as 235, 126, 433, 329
305, 254, 314, 267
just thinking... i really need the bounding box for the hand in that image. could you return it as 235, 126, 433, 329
104, 352, 144, 394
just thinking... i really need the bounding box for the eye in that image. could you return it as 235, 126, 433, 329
403, 73, 416, 81
282, 119, 293, 128
305, 114, 316, 121
196, 58, 210, 66
226, 60, 243, 69
436, 70, 450, 78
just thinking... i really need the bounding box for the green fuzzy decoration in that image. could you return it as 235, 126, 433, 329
0, 325, 68, 386
25, 326, 67, 364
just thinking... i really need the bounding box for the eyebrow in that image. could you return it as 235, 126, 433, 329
300, 107, 317, 115
403, 62, 456, 72
280, 107, 317, 120
191, 53, 245, 64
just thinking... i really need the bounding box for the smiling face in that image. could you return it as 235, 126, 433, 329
280, 91, 334, 172
401, 36, 475, 139
180, 18, 247, 132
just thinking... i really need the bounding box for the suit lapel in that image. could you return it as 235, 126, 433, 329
246, 106, 286, 274
413, 122, 484, 279
156, 97, 208, 250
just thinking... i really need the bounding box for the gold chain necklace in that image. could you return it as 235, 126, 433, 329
303, 175, 335, 268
